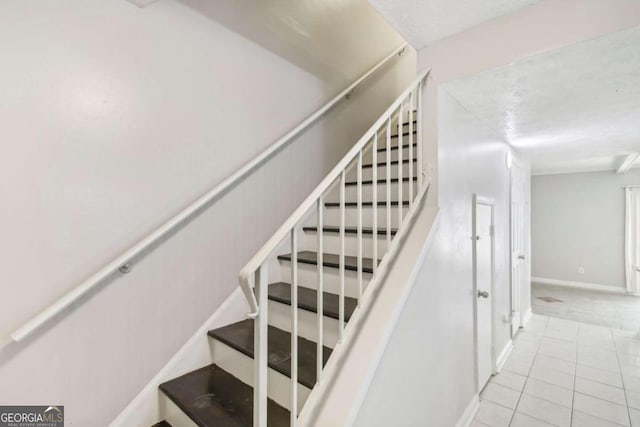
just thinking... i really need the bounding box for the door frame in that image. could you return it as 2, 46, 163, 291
509, 158, 527, 333
472, 194, 496, 392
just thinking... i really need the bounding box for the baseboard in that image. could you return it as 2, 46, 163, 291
109, 288, 247, 427
495, 340, 513, 373
532, 276, 627, 295
455, 393, 480, 427
521, 307, 532, 327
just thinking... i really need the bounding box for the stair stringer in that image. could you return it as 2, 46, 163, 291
297, 192, 440, 427
109, 288, 247, 427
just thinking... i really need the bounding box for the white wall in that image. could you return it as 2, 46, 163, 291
354, 86, 523, 427
532, 170, 640, 289
0, 1, 413, 424
350, 0, 640, 423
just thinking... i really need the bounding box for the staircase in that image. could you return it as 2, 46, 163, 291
155, 70, 430, 427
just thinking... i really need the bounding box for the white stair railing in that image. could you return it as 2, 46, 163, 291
238, 69, 431, 427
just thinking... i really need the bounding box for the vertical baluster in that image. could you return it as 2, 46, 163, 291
417, 80, 424, 191
254, 264, 268, 427
397, 102, 404, 227
290, 229, 298, 426
339, 170, 345, 341
316, 199, 323, 384
386, 119, 391, 246
372, 134, 378, 274
409, 90, 414, 205
357, 150, 363, 301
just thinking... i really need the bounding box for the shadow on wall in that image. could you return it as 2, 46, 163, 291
176, 0, 406, 87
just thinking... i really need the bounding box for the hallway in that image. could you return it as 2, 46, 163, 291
473, 314, 640, 426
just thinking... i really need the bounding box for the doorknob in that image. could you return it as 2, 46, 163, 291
478, 290, 489, 298
518, 254, 525, 260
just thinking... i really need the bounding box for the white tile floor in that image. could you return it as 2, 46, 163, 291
473, 314, 640, 426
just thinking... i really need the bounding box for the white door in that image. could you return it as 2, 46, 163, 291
511, 165, 526, 335
625, 187, 640, 294
475, 201, 493, 390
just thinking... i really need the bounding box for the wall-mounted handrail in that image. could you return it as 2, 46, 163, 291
1, 43, 408, 350
238, 68, 430, 313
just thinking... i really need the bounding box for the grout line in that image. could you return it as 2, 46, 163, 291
505, 316, 548, 426
573, 373, 624, 390
526, 370, 575, 392
478, 395, 517, 412
570, 324, 580, 426
572, 387, 627, 407
573, 409, 628, 427
611, 325, 634, 427
534, 352, 578, 370
489, 381, 525, 394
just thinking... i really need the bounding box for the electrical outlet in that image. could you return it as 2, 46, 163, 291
578, 267, 585, 274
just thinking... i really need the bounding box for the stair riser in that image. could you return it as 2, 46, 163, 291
346, 162, 417, 182
372, 121, 417, 146
160, 394, 198, 427
278, 260, 372, 298
268, 299, 341, 348
324, 206, 409, 228
209, 339, 310, 412
376, 146, 417, 163
371, 143, 417, 163
326, 181, 416, 204
300, 230, 391, 259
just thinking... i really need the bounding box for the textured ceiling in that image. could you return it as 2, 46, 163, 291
443, 25, 640, 175
368, 0, 539, 49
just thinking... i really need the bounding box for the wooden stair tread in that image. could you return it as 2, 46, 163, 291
278, 251, 379, 274
324, 201, 410, 207
268, 282, 358, 322
389, 130, 417, 139
376, 142, 417, 152
345, 177, 416, 186
159, 364, 289, 427
362, 158, 416, 169
302, 226, 397, 236
208, 319, 331, 389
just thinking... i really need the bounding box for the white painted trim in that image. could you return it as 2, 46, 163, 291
521, 307, 532, 328
455, 394, 480, 427
472, 194, 496, 392
475, 196, 496, 206
617, 153, 640, 175
532, 166, 618, 176
109, 288, 247, 427
532, 276, 628, 295
495, 340, 513, 373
